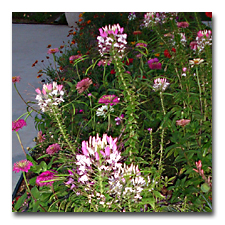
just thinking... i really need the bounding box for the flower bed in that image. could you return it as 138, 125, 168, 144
12, 12, 212, 212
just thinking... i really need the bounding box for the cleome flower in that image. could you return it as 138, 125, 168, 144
152, 78, 170, 92
13, 160, 33, 173
64, 134, 152, 207
142, 12, 177, 28
97, 23, 127, 60
194, 30, 212, 52
35, 82, 65, 112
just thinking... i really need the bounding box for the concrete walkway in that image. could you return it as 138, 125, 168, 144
12, 24, 72, 192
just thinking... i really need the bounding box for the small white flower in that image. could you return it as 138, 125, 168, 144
96, 105, 114, 118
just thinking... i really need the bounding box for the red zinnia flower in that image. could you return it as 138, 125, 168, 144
12, 76, 21, 83
123, 58, 134, 66
164, 49, 171, 58
171, 48, 176, 53
205, 12, 212, 18
76, 78, 93, 93
133, 31, 142, 35
110, 69, 116, 74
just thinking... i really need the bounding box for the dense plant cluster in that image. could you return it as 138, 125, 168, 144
12, 12, 212, 212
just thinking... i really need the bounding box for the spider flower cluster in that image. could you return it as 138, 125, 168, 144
142, 12, 177, 28
190, 30, 212, 52
152, 78, 170, 92
65, 134, 150, 207
97, 24, 127, 60
35, 82, 64, 112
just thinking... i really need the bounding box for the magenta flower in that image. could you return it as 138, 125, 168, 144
12, 119, 27, 132
47, 48, 59, 54
98, 95, 120, 106
36, 170, 57, 187
76, 78, 93, 94
69, 55, 83, 61
13, 160, 33, 173
136, 42, 147, 48
46, 143, 61, 155
177, 22, 189, 28
12, 76, 21, 83
148, 58, 162, 70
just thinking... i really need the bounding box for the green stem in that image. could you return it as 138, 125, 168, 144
158, 128, 164, 173
15, 131, 26, 156
14, 83, 40, 114
159, 92, 166, 116
22, 172, 47, 212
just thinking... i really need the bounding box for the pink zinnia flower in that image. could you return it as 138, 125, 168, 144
46, 143, 61, 155
136, 42, 147, 48
69, 55, 83, 61
177, 22, 189, 28
98, 95, 120, 106
148, 58, 162, 70
12, 119, 27, 132
12, 76, 21, 83
36, 170, 57, 187
13, 160, 33, 173
76, 78, 93, 94
176, 119, 191, 127
47, 48, 59, 54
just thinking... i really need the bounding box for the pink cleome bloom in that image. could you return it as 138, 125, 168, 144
176, 119, 191, 127
98, 95, 120, 106
37, 131, 46, 143
46, 143, 61, 155
153, 78, 170, 92
13, 160, 33, 173
47, 48, 59, 54
12, 76, 21, 83
177, 22, 189, 28
36, 170, 57, 187
12, 119, 27, 132
76, 78, 93, 94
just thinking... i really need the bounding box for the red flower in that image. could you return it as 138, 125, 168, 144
171, 48, 176, 53
133, 31, 142, 35
205, 12, 212, 18
123, 58, 134, 66
110, 69, 116, 74
164, 49, 171, 58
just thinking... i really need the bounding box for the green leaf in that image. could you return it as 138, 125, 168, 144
153, 190, 165, 199
31, 186, 41, 199
14, 192, 27, 210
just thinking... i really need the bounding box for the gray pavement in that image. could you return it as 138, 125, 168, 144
12, 24, 73, 192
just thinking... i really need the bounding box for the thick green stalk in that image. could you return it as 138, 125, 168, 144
52, 107, 75, 154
